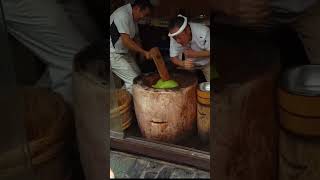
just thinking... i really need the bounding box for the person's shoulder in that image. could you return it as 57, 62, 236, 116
189, 23, 209, 34
112, 4, 131, 18
189, 23, 209, 42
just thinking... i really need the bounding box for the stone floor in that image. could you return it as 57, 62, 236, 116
110, 150, 210, 179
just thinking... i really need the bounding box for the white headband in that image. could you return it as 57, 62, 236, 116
168, 14, 187, 37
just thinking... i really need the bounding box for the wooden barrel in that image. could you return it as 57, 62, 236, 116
278, 65, 320, 180
211, 23, 282, 180
0, 87, 72, 180
279, 129, 320, 180
197, 82, 210, 143
278, 88, 320, 136
110, 89, 133, 130
213, 64, 280, 180
132, 72, 198, 143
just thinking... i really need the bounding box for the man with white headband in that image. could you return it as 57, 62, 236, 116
168, 14, 210, 81
110, 0, 154, 94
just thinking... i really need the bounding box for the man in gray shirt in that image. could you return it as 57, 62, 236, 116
110, 0, 153, 94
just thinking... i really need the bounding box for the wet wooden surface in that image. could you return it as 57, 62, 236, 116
212, 24, 281, 180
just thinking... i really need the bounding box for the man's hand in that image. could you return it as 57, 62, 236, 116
134, 37, 143, 48
121, 33, 149, 57
170, 56, 194, 69
183, 59, 194, 69
143, 51, 152, 60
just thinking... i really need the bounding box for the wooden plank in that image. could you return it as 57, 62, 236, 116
110, 136, 210, 171
110, 130, 124, 139
150, 47, 170, 81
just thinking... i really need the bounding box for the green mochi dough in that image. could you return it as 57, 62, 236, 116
152, 79, 179, 89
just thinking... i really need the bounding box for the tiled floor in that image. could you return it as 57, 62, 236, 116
110, 150, 210, 179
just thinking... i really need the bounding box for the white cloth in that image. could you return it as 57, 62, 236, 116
110, 52, 141, 94
169, 22, 210, 66
168, 14, 188, 37
2, 0, 101, 105
110, 3, 139, 54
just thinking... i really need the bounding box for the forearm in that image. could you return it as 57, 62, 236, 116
134, 37, 143, 47
171, 56, 184, 67
194, 50, 210, 58
121, 34, 146, 55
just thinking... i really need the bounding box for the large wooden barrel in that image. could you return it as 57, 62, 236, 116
132, 71, 198, 143
72, 41, 108, 180
278, 65, 320, 180
212, 24, 281, 180
0, 87, 72, 180
212, 63, 281, 180
279, 130, 320, 180
197, 82, 210, 143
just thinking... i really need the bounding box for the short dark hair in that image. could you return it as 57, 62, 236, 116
132, 0, 153, 11
168, 16, 187, 30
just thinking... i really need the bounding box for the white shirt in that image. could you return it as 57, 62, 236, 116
169, 23, 210, 66
110, 3, 139, 54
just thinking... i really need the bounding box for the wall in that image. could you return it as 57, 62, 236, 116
152, 0, 211, 19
